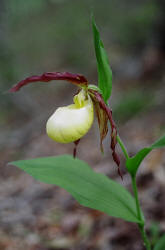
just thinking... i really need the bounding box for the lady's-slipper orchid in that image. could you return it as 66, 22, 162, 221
46, 89, 94, 143
9, 71, 121, 177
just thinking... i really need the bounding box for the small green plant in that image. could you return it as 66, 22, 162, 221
9, 17, 165, 250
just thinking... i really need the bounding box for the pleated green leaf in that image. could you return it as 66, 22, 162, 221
10, 155, 140, 223
126, 133, 165, 176
92, 17, 112, 103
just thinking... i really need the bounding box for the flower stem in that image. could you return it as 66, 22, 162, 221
116, 136, 151, 250
139, 225, 152, 250
131, 175, 143, 220
117, 135, 129, 160
131, 175, 151, 250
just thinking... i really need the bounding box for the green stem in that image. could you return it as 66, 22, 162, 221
117, 135, 129, 160
131, 175, 142, 220
116, 136, 151, 249
139, 225, 152, 250
131, 175, 151, 250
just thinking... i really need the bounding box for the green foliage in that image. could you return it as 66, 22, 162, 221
10, 155, 140, 223
92, 17, 112, 103
150, 222, 161, 247
8, 0, 46, 17
114, 90, 154, 122
126, 134, 165, 176
152, 134, 165, 148
111, 1, 158, 49
154, 235, 165, 250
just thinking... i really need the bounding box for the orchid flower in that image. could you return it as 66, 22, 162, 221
9, 71, 121, 176
46, 88, 94, 144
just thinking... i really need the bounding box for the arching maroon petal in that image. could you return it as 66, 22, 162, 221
9, 72, 88, 92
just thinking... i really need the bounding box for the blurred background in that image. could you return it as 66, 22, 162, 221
0, 0, 165, 249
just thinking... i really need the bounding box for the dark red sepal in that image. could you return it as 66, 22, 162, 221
9, 72, 88, 92
89, 89, 122, 178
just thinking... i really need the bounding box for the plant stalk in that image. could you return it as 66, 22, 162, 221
131, 175, 151, 250
117, 136, 151, 250
117, 135, 129, 160
131, 175, 143, 220
139, 224, 152, 250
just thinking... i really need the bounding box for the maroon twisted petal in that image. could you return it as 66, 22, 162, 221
9, 72, 88, 92
89, 89, 122, 179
